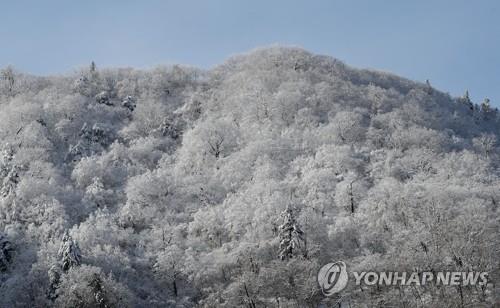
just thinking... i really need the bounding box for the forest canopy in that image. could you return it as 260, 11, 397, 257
0, 47, 498, 307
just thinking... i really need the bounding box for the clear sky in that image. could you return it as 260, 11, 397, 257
1, 0, 499, 107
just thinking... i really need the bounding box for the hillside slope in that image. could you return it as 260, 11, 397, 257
0, 47, 499, 307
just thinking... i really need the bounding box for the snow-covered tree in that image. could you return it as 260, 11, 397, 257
121, 95, 136, 112
83, 177, 110, 210
158, 116, 181, 140
54, 265, 133, 308
89, 123, 109, 146
329, 111, 366, 144
473, 133, 497, 157
88, 273, 108, 307
95, 91, 113, 106
1, 165, 19, 198
153, 244, 185, 297
0, 144, 14, 178
47, 264, 61, 301
277, 204, 304, 260
89, 61, 100, 86
66, 123, 111, 162
0, 233, 13, 271
58, 232, 82, 272
90, 61, 97, 75
0, 66, 15, 95
73, 61, 101, 97
480, 97, 492, 119
425, 79, 433, 94
458, 89, 474, 110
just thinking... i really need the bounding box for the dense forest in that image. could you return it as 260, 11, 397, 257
0, 47, 498, 307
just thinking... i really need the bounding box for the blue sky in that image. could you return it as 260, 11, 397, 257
1, 0, 499, 107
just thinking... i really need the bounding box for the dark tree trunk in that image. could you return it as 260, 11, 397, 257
173, 279, 178, 297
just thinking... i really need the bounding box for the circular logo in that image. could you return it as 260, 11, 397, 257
317, 261, 348, 296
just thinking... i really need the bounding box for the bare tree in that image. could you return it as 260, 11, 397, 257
208, 131, 224, 159
473, 133, 496, 158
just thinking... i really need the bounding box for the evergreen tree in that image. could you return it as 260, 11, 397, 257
425, 79, 433, 94
0, 144, 14, 178
481, 98, 492, 119
159, 116, 181, 139
89, 61, 100, 85
66, 122, 111, 162
90, 123, 108, 145
88, 273, 109, 308
89, 61, 100, 90
58, 232, 82, 271
1, 165, 19, 198
95, 91, 113, 106
90, 61, 97, 74
278, 205, 304, 260
122, 95, 136, 112
459, 90, 474, 111
0, 233, 13, 272
80, 123, 108, 146
47, 264, 61, 300
79, 122, 93, 142
74, 61, 100, 96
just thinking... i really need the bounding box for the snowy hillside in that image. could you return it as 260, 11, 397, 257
0, 47, 498, 307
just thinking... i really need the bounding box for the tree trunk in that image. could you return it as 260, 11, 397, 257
173, 279, 178, 297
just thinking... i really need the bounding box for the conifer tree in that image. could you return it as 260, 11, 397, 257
1, 165, 19, 198
89, 61, 100, 85
47, 265, 61, 300
278, 205, 304, 260
0, 144, 14, 178
459, 90, 474, 111
58, 232, 82, 271
425, 79, 433, 94
90, 61, 97, 75
88, 273, 109, 308
481, 98, 492, 119
122, 95, 136, 112
0, 233, 13, 271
